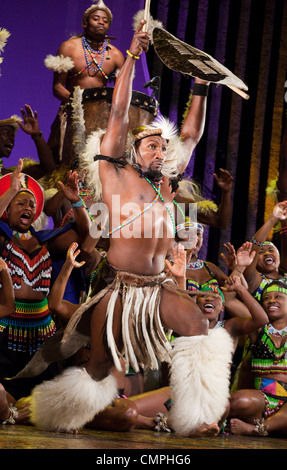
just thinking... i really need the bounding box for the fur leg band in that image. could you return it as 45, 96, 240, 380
30, 367, 118, 432
168, 328, 233, 436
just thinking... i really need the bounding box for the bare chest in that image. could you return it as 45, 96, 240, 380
104, 176, 176, 239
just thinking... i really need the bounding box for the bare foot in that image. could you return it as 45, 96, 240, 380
189, 422, 220, 437
230, 418, 256, 436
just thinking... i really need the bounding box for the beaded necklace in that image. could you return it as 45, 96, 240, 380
72, 36, 108, 79
186, 259, 204, 270
13, 230, 33, 240
108, 179, 164, 236
266, 323, 287, 337
145, 176, 177, 236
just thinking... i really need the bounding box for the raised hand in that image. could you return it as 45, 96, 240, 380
220, 242, 236, 271
213, 169, 233, 193
16, 104, 40, 137
66, 242, 85, 269
236, 241, 255, 267
165, 243, 186, 279
10, 159, 23, 192
129, 19, 150, 58
58, 170, 80, 204
273, 200, 287, 220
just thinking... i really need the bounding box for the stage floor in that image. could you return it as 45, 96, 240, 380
0, 424, 286, 450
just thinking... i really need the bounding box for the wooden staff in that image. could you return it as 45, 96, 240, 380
143, 0, 151, 32
227, 84, 250, 100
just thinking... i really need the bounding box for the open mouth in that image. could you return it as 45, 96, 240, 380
203, 302, 215, 313
264, 256, 275, 265
267, 304, 279, 312
20, 212, 32, 225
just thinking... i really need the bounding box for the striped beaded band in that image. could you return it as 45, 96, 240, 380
176, 221, 204, 233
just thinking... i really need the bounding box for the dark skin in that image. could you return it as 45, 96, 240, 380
176, 168, 233, 229
0, 161, 90, 421
0, 160, 90, 299
53, 9, 124, 103
83, 22, 209, 390
228, 201, 287, 295
87, 276, 268, 435
181, 230, 252, 319
0, 105, 56, 179
229, 286, 287, 437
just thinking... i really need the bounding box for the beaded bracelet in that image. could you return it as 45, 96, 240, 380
31, 131, 43, 141
72, 198, 84, 209
126, 49, 140, 60
193, 83, 209, 97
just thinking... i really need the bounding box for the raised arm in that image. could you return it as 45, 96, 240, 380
47, 171, 91, 254
0, 159, 22, 218
242, 201, 287, 290
224, 275, 268, 339
16, 105, 56, 177
48, 242, 84, 323
178, 78, 209, 173
100, 20, 150, 160
198, 169, 233, 229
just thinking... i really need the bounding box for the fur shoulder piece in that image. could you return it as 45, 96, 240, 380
44, 54, 74, 73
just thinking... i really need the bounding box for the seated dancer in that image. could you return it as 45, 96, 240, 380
175, 217, 252, 319
222, 201, 287, 302
11, 21, 233, 437
229, 279, 287, 437
0, 105, 56, 180
80, 273, 268, 435
0, 159, 90, 421
45, 0, 124, 164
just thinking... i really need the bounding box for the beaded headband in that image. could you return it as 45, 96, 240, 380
198, 285, 225, 304
263, 284, 287, 296
82, 0, 113, 27
176, 221, 204, 234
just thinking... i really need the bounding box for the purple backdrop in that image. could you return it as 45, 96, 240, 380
0, 0, 151, 167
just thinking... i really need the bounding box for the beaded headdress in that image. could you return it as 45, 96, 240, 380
82, 0, 113, 27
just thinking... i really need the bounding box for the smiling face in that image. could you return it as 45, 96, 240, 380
257, 243, 280, 273
6, 191, 36, 232
136, 136, 168, 180
262, 287, 287, 324
196, 291, 224, 325
0, 125, 15, 159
